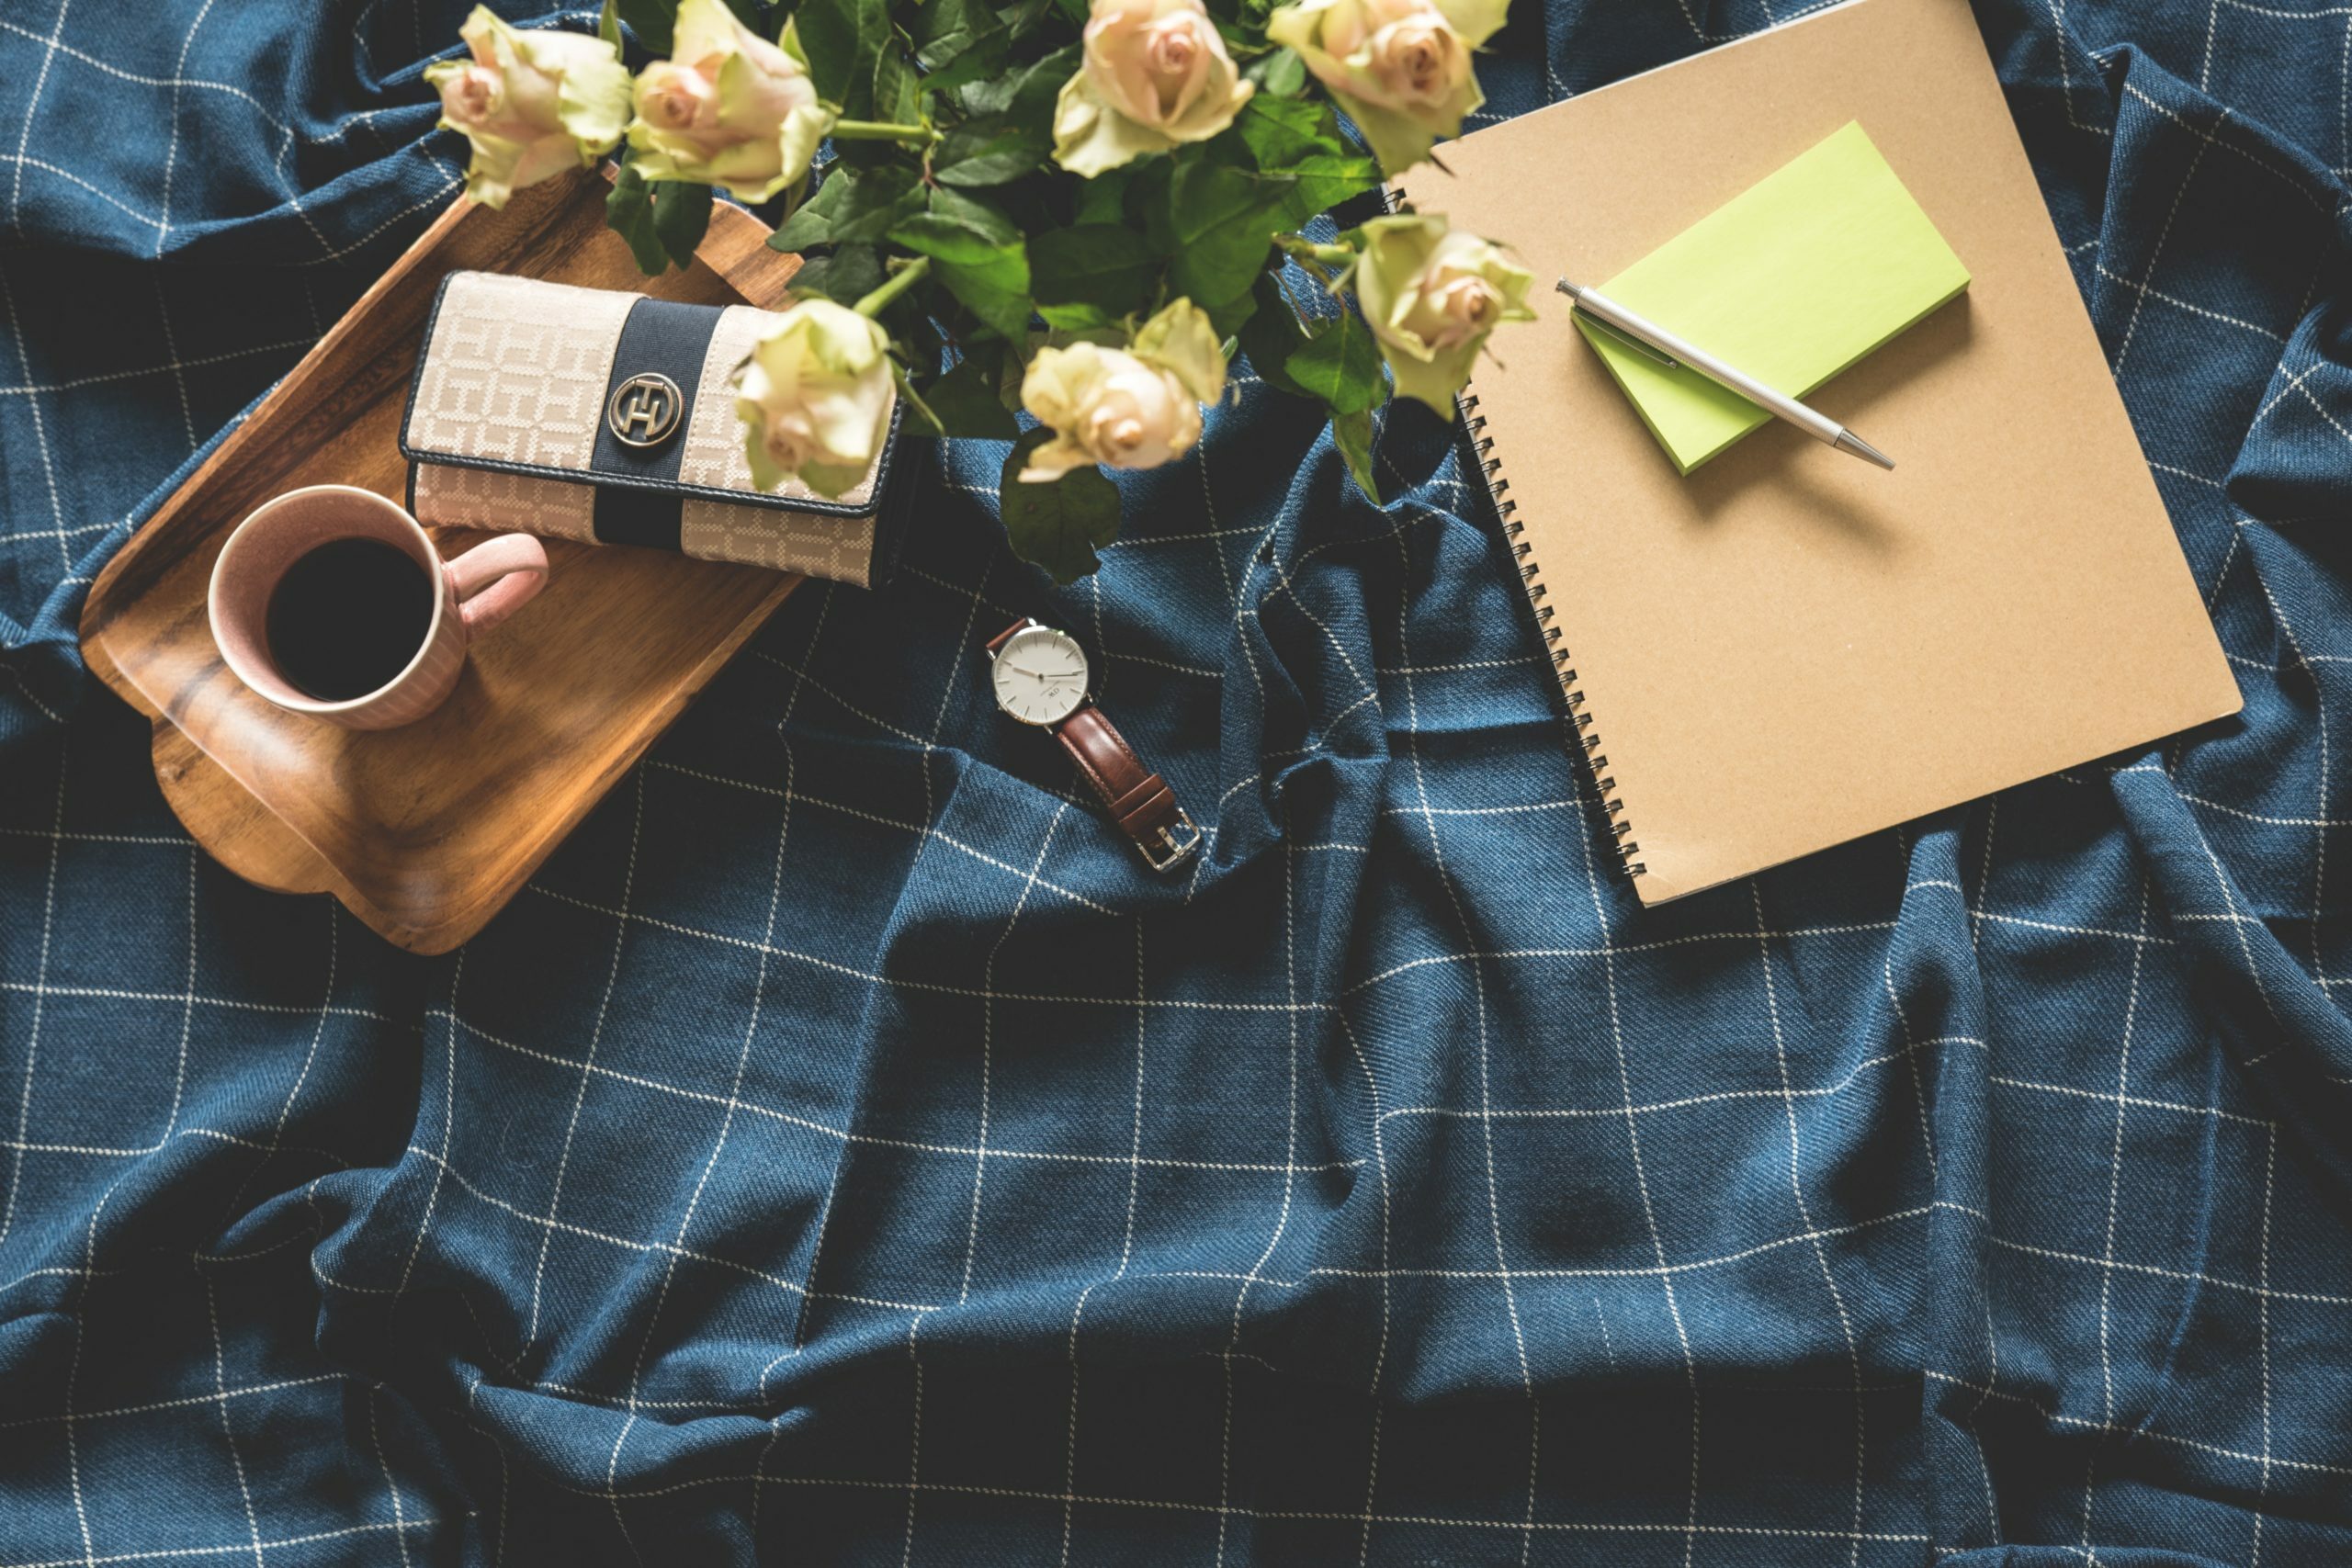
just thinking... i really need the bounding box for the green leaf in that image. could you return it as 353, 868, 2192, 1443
1035, 300, 1119, 332
770, 168, 852, 251
875, 46, 921, 127
1071, 165, 1133, 227
888, 188, 1034, 339
598, 0, 624, 50
1217, 296, 1265, 338
650, 179, 713, 269
1288, 308, 1385, 414
1001, 0, 1056, 35
933, 42, 1071, 187
615, 0, 677, 53
1020, 45, 1084, 110
1245, 46, 1306, 96
789, 243, 885, 303
912, 0, 985, 64
1238, 272, 1312, 398
936, 249, 1034, 340
796, 0, 889, 115
1280, 152, 1382, 227
945, 41, 1074, 123
926, 43, 1012, 95
1000, 428, 1121, 583
824, 164, 927, 244
1028, 224, 1158, 317
922, 351, 1022, 439
890, 186, 1022, 251
1125, 153, 1173, 234
1236, 96, 1341, 167
924, 49, 1005, 96
1155, 160, 1293, 321
933, 120, 1048, 187
606, 165, 673, 276
997, 344, 1028, 411
912, 0, 1012, 90
1231, 98, 1377, 223
1331, 409, 1381, 504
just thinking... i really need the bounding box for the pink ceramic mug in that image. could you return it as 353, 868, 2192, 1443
208, 484, 547, 730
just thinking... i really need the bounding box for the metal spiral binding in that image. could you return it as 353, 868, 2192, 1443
1457, 381, 1645, 879
1389, 175, 1641, 875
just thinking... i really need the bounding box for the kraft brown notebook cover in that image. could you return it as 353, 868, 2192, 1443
1407, 0, 2240, 906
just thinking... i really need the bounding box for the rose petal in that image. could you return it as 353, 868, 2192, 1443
1385, 337, 1480, 413
1051, 70, 1177, 177
626, 0, 822, 200
669, 0, 744, 65
549, 43, 631, 152
1432, 0, 1509, 48
1131, 298, 1227, 407
1018, 434, 1103, 483
739, 299, 895, 496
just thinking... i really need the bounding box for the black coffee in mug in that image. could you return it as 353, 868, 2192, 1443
264, 537, 436, 702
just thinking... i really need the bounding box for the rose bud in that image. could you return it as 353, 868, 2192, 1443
1266, 0, 1505, 175
737, 299, 898, 500
1020, 299, 1227, 479
1053, 0, 1254, 177
425, 6, 630, 209
627, 0, 835, 203
1346, 213, 1534, 412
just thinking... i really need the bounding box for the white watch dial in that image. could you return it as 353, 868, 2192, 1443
991, 626, 1091, 726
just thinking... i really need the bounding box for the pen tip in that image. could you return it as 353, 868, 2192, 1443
1836, 430, 1895, 469
1555, 278, 1582, 299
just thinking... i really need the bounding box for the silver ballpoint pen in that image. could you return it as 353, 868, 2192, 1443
1556, 279, 1894, 469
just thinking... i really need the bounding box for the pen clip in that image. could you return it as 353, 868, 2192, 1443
1571, 305, 1679, 371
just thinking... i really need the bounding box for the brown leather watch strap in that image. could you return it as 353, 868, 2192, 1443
1055, 705, 1181, 843
989, 618, 1198, 871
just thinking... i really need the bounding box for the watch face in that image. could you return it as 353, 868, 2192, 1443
991, 626, 1091, 726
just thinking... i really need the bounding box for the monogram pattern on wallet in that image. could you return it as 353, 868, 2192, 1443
406, 271, 635, 472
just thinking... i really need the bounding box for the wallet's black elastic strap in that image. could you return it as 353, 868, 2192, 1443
589, 296, 718, 550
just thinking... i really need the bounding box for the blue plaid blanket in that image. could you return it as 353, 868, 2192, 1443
4, 0, 2349, 1562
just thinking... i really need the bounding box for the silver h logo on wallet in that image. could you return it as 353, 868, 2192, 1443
605, 371, 684, 449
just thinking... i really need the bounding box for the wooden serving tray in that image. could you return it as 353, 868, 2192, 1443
80, 169, 805, 953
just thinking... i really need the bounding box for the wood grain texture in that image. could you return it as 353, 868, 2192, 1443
79, 168, 805, 953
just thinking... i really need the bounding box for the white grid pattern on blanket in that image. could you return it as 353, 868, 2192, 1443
0, 0, 2349, 1562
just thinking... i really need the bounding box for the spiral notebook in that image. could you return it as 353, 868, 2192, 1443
1406, 0, 2240, 905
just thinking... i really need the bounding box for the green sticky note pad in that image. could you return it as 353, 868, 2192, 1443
1577, 121, 1970, 474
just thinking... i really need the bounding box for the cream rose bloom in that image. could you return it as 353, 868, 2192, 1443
425, 6, 630, 209
1265, 0, 1503, 175
738, 299, 898, 499
1052, 0, 1254, 178
1020, 299, 1227, 480
1349, 213, 1533, 412
628, 0, 835, 203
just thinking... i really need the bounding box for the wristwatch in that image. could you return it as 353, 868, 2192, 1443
984, 617, 1201, 873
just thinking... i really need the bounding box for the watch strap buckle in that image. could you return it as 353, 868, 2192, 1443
1136, 808, 1202, 874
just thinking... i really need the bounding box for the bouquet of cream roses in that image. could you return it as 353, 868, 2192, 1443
430, 0, 1533, 581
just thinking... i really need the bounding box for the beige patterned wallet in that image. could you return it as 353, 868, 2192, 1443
399, 272, 912, 588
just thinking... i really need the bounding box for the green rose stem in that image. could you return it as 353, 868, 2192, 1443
829, 119, 940, 145
854, 255, 932, 319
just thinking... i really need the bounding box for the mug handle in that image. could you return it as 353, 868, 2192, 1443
444, 534, 548, 640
